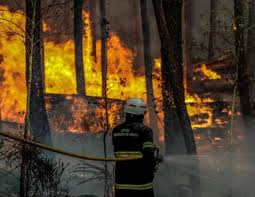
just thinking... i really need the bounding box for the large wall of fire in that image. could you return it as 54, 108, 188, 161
0, 6, 161, 122
0, 4, 222, 137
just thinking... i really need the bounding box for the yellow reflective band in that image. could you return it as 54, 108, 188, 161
143, 142, 154, 149
115, 183, 153, 190
114, 151, 143, 158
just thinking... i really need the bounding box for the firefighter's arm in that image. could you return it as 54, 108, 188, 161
141, 127, 156, 171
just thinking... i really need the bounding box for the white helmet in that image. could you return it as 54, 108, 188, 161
124, 98, 147, 115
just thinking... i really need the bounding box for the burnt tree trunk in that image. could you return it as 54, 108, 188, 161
74, 0, 86, 95
234, 0, 252, 129
133, 0, 143, 69
152, 0, 200, 196
154, 0, 185, 155
247, 0, 255, 115
40, 4, 45, 91
100, 0, 107, 99
153, 0, 196, 154
208, 0, 217, 59
89, 0, 97, 60
21, 0, 52, 196
21, 1, 33, 195
183, 0, 193, 84
25, 0, 32, 89
25, 0, 51, 144
162, 0, 196, 153
237, 0, 255, 151
100, 0, 109, 196
140, 0, 160, 147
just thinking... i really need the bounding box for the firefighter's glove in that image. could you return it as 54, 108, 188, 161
153, 147, 163, 173
156, 154, 163, 163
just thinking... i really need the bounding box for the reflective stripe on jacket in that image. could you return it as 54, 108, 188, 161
115, 182, 153, 190
112, 122, 155, 189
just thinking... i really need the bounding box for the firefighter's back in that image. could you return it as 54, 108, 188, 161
112, 122, 154, 197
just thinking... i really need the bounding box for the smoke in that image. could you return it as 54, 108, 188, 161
154, 153, 255, 197
49, 131, 255, 197
1, 120, 255, 197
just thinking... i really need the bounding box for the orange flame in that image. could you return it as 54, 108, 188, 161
194, 64, 221, 80
152, 59, 215, 129
0, 7, 148, 129
45, 12, 147, 99
0, 6, 26, 123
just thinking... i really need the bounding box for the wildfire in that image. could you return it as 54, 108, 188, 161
0, 6, 26, 123
45, 40, 77, 94
45, 12, 146, 99
0, 6, 146, 123
152, 59, 215, 129
0, 5, 220, 136
185, 94, 214, 129
194, 64, 221, 80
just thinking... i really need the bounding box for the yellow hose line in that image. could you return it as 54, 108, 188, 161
0, 131, 142, 162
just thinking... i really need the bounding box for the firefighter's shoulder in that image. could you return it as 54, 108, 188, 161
112, 122, 126, 133
135, 124, 153, 138
138, 124, 153, 133
138, 125, 154, 150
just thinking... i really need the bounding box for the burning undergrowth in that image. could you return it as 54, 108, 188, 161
45, 95, 124, 133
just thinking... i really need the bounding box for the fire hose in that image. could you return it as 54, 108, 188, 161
0, 131, 142, 162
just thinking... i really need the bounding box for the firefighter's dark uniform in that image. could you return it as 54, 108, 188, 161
112, 120, 155, 197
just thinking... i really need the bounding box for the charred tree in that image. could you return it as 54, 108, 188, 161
25, 0, 51, 144
152, 0, 200, 195
74, 0, 86, 95
133, 0, 143, 69
41, 16, 45, 90
100, 0, 109, 196
152, 0, 196, 154
21, 1, 34, 195
100, 0, 107, 99
247, 0, 255, 117
89, 0, 97, 59
208, 0, 217, 59
140, 0, 160, 147
163, 0, 196, 154
25, 0, 32, 88
183, 0, 193, 84
166, 0, 189, 155
21, 0, 52, 196
234, 0, 253, 129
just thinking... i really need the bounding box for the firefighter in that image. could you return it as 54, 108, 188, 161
112, 98, 155, 197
